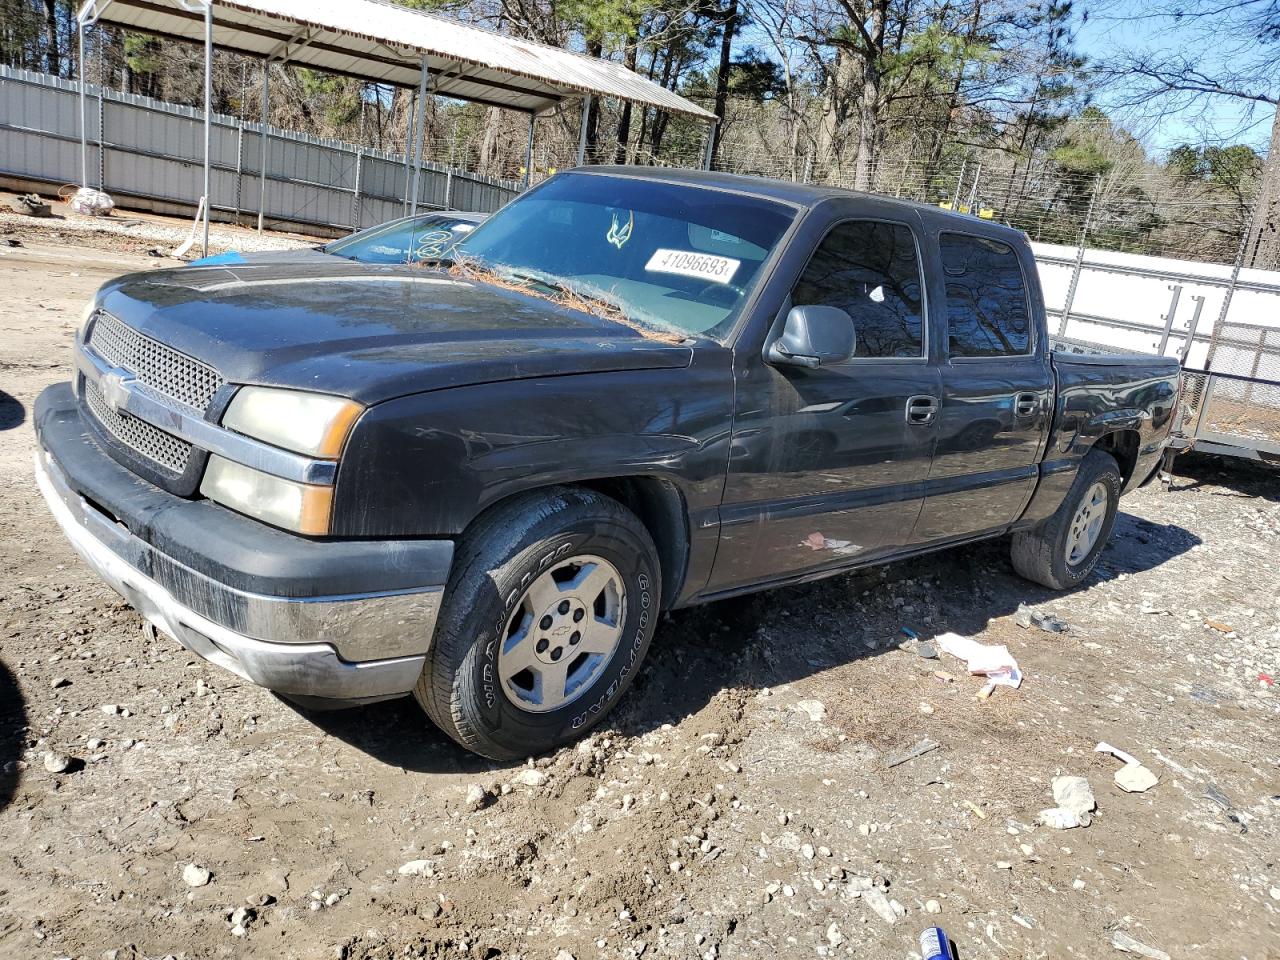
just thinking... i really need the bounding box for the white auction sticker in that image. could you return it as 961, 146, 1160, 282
644, 248, 741, 284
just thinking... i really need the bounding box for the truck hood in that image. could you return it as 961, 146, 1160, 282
95, 261, 693, 404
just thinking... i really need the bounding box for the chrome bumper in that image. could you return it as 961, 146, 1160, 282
34, 448, 434, 702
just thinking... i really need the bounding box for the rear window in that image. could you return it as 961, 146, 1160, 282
457, 174, 795, 340
939, 232, 1032, 358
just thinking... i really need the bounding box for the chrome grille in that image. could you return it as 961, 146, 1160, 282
84, 379, 192, 474
87, 311, 224, 411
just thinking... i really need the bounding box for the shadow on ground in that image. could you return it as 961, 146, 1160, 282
0, 660, 28, 811
0, 392, 24, 431
306, 511, 1199, 772
1167, 450, 1280, 502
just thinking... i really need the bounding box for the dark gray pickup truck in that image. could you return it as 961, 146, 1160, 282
35, 168, 1179, 759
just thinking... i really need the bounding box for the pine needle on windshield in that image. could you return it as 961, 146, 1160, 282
443, 258, 688, 345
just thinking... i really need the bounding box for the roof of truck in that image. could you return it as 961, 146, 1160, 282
573, 166, 1028, 238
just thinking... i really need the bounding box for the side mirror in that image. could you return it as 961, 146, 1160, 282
766, 305, 856, 368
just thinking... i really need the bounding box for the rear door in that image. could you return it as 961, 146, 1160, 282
911, 227, 1052, 543
708, 209, 941, 592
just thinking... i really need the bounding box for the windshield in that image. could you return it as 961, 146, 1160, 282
325, 213, 481, 264
456, 174, 795, 339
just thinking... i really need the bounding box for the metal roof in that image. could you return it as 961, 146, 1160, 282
77, 0, 715, 119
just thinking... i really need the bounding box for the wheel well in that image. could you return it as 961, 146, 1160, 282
1093, 430, 1140, 486
579, 476, 689, 610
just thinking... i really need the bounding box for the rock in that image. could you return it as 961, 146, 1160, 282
1052, 776, 1096, 817
1270, 887, 1280, 901
1038, 808, 1083, 830
800, 843, 815, 860
795, 699, 826, 722
42, 751, 71, 773
398, 859, 434, 877
513, 769, 548, 787
50, 677, 71, 689
464, 783, 489, 811
555, 952, 575, 960
825, 923, 844, 947
1114, 764, 1159, 793
182, 863, 212, 887
100, 704, 120, 715
669, 860, 682, 873
1111, 931, 1171, 960
862, 889, 897, 925
925, 899, 941, 914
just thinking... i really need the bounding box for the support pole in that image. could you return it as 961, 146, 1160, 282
257, 61, 270, 232
402, 91, 416, 213
409, 57, 429, 215
523, 113, 535, 189
965, 161, 981, 213
702, 119, 718, 171
576, 95, 591, 166
950, 160, 966, 209
201, 0, 213, 256
78, 21, 87, 189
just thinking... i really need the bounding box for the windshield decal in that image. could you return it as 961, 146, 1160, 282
606, 211, 634, 249
644, 249, 741, 284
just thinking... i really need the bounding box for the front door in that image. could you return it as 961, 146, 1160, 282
911, 228, 1053, 543
708, 214, 941, 593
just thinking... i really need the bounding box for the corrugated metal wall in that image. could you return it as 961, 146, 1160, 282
0, 66, 521, 230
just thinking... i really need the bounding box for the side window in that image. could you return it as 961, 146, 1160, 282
939, 232, 1032, 358
791, 220, 925, 359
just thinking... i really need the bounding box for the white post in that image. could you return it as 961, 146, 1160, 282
409, 57, 429, 215
257, 61, 270, 232
401, 91, 416, 213
78, 21, 87, 188
523, 113, 535, 189
702, 119, 718, 171
201, 0, 213, 256
577, 95, 591, 166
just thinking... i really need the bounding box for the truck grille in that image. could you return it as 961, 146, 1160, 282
82, 312, 223, 477
84, 378, 193, 474
87, 311, 224, 412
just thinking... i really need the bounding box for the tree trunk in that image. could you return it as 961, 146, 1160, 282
584, 38, 603, 162
815, 50, 857, 184
478, 106, 503, 177
614, 42, 638, 163
43, 0, 60, 76
1247, 102, 1280, 270
710, 0, 739, 167
852, 57, 880, 192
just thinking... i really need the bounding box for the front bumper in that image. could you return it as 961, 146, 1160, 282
34, 383, 453, 703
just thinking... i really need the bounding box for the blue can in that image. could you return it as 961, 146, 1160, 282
920, 926, 956, 960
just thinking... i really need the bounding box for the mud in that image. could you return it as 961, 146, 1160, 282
1, 238, 1277, 960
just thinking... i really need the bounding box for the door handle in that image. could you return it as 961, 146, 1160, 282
905, 395, 939, 425
1014, 392, 1040, 418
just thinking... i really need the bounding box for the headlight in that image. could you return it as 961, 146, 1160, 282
200, 455, 333, 535
222, 386, 363, 458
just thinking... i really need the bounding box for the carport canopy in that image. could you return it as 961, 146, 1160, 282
76, 0, 715, 119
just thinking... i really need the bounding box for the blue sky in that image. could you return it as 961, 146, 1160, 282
1075, 0, 1276, 156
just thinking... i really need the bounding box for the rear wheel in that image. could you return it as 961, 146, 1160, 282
415, 487, 660, 760
1011, 449, 1121, 590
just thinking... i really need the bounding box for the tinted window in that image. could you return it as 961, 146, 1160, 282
939, 233, 1032, 357
791, 220, 925, 358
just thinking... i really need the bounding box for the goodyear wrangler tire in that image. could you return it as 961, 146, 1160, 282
1011, 449, 1122, 591
414, 487, 660, 760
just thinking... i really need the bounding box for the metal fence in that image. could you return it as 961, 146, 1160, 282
0, 66, 522, 232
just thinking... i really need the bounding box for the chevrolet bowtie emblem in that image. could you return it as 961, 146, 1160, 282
99, 369, 135, 415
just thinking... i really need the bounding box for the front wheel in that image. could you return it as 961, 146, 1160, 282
1011, 449, 1121, 590
415, 487, 660, 760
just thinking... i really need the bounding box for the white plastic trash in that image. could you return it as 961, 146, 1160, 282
70, 187, 114, 217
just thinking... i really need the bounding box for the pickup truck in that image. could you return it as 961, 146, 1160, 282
34, 168, 1179, 760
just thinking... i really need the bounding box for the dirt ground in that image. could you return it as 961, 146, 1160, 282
0, 228, 1278, 960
